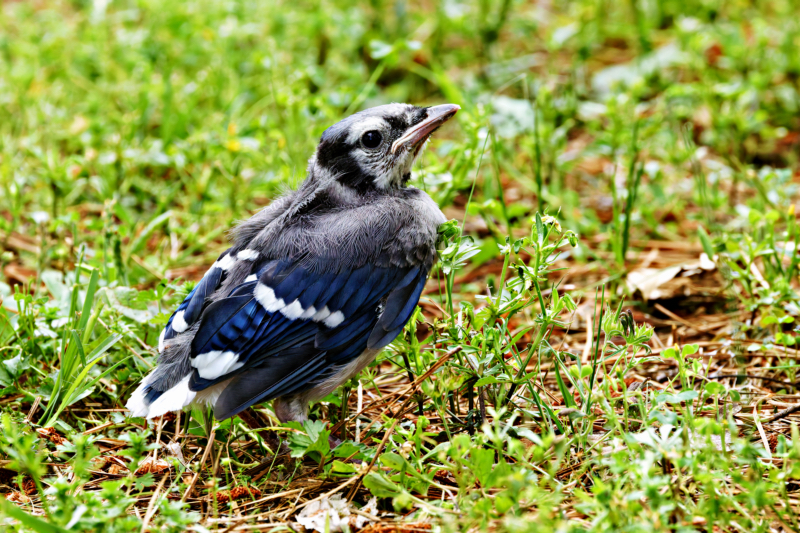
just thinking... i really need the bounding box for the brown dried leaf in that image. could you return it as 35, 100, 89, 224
151, 412, 176, 423
108, 464, 129, 475
6, 491, 31, 504
767, 433, 779, 453
213, 485, 261, 504
4, 263, 37, 285
626, 266, 682, 301
36, 427, 68, 446
21, 478, 36, 496
135, 457, 170, 475
360, 523, 431, 532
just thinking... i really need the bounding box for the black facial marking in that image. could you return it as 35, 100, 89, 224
315, 135, 349, 170
384, 115, 406, 131
315, 104, 428, 193
409, 107, 429, 126
293, 189, 336, 217
345, 173, 379, 194
316, 140, 376, 193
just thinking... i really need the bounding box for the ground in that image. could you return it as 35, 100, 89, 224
1, 0, 800, 531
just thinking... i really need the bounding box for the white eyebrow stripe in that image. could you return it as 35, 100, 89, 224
345, 117, 389, 144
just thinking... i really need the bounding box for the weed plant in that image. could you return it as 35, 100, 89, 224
1, 0, 800, 531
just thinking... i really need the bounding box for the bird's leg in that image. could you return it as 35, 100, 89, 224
275, 397, 346, 454
273, 396, 308, 425
272, 396, 310, 455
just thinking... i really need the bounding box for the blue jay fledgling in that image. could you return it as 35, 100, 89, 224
126, 103, 459, 424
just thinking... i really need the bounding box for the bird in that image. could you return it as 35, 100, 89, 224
126, 102, 459, 425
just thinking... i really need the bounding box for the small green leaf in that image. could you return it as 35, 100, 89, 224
681, 344, 699, 357
363, 472, 403, 498
535, 213, 544, 244
288, 419, 330, 460
662, 347, 678, 359
761, 316, 778, 326
471, 448, 494, 487
698, 226, 715, 259
380, 452, 409, 471
2, 354, 27, 381
0, 498, 68, 533
557, 408, 587, 420
330, 460, 358, 474
656, 390, 698, 404
474, 376, 504, 387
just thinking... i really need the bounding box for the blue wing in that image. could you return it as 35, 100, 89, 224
159, 248, 250, 351
185, 256, 428, 420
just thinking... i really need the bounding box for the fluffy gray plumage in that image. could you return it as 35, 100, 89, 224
126, 103, 459, 424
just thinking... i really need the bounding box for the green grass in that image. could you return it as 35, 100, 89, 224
2, 0, 800, 531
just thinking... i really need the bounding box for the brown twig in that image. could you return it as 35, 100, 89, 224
181, 429, 216, 502
764, 404, 800, 424
346, 418, 398, 502
140, 473, 169, 533
330, 346, 463, 437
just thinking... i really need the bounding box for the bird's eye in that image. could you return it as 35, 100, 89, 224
361, 130, 383, 149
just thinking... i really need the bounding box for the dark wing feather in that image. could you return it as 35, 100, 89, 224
190, 295, 257, 354
367, 269, 428, 349
214, 346, 328, 420
162, 249, 233, 344
183, 266, 224, 324
184, 257, 429, 420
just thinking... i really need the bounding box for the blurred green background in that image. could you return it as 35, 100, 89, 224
2, 0, 798, 288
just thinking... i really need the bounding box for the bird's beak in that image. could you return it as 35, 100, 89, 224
391, 104, 460, 154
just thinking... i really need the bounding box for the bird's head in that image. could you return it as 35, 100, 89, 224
311, 103, 459, 193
